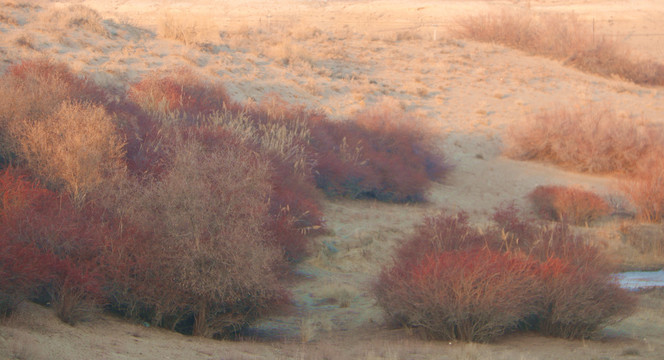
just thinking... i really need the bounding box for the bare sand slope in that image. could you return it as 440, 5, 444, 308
1, 0, 664, 359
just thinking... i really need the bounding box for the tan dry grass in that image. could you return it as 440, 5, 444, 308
157, 12, 219, 47
38, 5, 109, 37
455, 9, 664, 86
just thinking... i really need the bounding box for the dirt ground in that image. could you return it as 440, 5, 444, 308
1, 0, 664, 359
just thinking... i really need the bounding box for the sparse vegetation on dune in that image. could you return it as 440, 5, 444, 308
455, 10, 664, 86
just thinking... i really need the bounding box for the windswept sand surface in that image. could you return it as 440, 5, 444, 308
1, 0, 664, 359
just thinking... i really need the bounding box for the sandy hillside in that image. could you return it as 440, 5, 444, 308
1, 0, 664, 359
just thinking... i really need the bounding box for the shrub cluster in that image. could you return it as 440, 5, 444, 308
505, 102, 664, 223
455, 10, 664, 86
310, 102, 448, 202
374, 207, 635, 342
0, 59, 449, 336
528, 185, 611, 225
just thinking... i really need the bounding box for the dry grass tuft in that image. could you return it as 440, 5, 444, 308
620, 162, 664, 223
39, 5, 109, 37
619, 223, 664, 257
157, 12, 219, 46
455, 10, 664, 86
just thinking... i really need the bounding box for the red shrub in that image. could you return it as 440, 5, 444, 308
0, 237, 57, 317
534, 257, 636, 339
528, 185, 611, 225
395, 211, 487, 267
50, 258, 103, 325
0, 168, 107, 322
375, 249, 541, 342
374, 208, 636, 342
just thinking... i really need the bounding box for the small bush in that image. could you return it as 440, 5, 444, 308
49, 259, 102, 325
395, 211, 487, 266
375, 249, 541, 342
455, 10, 664, 86
528, 185, 611, 225
535, 257, 636, 338
506, 103, 660, 174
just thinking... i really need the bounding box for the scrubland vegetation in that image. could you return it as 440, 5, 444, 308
374, 208, 635, 342
506, 102, 664, 224
1, 2, 663, 357
0, 59, 447, 337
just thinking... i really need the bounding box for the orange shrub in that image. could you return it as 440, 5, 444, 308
528, 185, 611, 225
506, 103, 660, 174
12, 101, 126, 206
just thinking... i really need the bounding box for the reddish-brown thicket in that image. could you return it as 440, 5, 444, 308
375, 209, 636, 342
309, 103, 449, 202
528, 185, 611, 225
535, 257, 636, 338
0, 169, 58, 316
0, 168, 104, 323
375, 249, 541, 342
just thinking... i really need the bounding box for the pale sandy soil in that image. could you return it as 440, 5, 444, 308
1, 0, 664, 359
